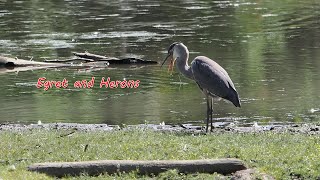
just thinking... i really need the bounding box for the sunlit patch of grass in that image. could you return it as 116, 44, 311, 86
0, 129, 319, 179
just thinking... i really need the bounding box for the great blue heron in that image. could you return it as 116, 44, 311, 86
161, 42, 241, 132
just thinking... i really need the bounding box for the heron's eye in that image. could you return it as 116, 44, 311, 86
168, 42, 179, 53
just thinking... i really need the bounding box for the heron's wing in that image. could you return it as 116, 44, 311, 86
191, 56, 240, 107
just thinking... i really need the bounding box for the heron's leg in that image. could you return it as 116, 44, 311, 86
206, 96, 210, 133
210, 97, 213, 132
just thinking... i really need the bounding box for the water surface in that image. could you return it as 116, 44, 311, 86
0, 0, 319, 125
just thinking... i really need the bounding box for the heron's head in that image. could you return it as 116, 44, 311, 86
161, 42, 181, 73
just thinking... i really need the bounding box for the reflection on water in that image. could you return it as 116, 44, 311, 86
0, 0, 319, 125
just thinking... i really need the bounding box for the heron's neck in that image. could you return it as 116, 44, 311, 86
176, 53, 194, 80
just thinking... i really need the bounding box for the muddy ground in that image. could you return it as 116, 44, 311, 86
1, 122, 319, 134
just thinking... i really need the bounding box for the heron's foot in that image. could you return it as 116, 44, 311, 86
210, 125, 216, 132
204, 125, 214, 133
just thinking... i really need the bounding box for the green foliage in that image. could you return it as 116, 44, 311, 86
0, 129, 319, 179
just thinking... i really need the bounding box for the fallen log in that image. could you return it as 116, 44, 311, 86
0, 55, 94, 74
0, 52, 157, 68
27, 159, 247, 177
0, 56, 66, 67
0, 52, 157, 73
0, 56, 73, 74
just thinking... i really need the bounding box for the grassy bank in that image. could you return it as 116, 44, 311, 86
0, 129, 319, 179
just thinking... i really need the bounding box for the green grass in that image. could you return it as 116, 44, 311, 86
0, 129, 319, 179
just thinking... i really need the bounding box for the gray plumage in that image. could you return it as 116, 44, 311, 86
162, 42, 240, 132
191, 56, 240, 107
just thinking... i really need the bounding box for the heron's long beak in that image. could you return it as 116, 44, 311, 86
161, 53, 175, 74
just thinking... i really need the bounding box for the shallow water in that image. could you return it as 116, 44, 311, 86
0, 0, 319, 125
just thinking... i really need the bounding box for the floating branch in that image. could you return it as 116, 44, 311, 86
72, 52, 118, 61
43, 57, 95, 63
73, 52, 158, 64
0, 52, 157, 69
0, 51, 157, 73
0, 56, 66, 68
0, 55, 72, 74
27, 159, 247, 177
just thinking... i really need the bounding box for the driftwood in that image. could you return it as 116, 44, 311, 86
72, 52, 119, 61
27, 159, 247, 177
0, 56, 72, 74
0, 52, 157, 73
0, 56, 66, 67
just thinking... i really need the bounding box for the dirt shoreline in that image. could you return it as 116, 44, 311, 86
1, 122, 319, 134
